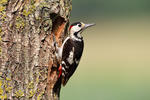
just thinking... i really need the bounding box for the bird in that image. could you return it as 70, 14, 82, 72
56, 22, 95, 86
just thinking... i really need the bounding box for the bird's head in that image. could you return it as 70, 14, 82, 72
69, 22, 95, 39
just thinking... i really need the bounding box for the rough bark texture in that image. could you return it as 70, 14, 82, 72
0, 0, 72, 100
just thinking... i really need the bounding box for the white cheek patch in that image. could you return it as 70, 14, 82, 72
67, 47, 74, 64
70, 25, 81, 34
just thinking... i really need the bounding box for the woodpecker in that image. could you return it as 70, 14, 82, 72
56, 22, 95, 86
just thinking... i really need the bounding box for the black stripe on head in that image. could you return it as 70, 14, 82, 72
71, 22, 81, 26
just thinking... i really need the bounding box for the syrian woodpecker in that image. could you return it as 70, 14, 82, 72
56, 22, 95, 86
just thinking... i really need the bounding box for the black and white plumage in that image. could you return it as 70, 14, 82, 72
57, 22, 95, 86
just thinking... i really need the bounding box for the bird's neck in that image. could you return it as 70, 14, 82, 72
70, 32, 83, 41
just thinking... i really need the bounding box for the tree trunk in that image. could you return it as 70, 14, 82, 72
0, 0, 71, 100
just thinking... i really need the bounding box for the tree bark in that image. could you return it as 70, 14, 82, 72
0, 0, 72, 100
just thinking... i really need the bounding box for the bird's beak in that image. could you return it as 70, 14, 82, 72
83, 23, 95, 29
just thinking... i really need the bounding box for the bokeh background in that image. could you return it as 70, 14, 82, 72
60, 0, 150, 100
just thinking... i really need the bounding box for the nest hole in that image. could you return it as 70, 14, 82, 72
50, 13, 66, 42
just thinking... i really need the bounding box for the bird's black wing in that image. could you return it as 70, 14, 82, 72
61, 38, 84, 86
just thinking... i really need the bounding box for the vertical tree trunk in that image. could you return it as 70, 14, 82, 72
0, 0, 72, 100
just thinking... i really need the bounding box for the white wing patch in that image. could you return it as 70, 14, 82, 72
67, 47, 74, 64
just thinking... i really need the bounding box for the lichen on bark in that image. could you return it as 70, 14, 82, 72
0, 0, 72, 100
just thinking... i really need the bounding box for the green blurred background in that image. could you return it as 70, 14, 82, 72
60, 0, 150, 100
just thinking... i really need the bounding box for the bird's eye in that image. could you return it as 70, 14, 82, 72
78, 24, 81, 27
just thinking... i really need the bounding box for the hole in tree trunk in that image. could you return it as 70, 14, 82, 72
50, 13, 66, 44
47, 13, 68, 98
